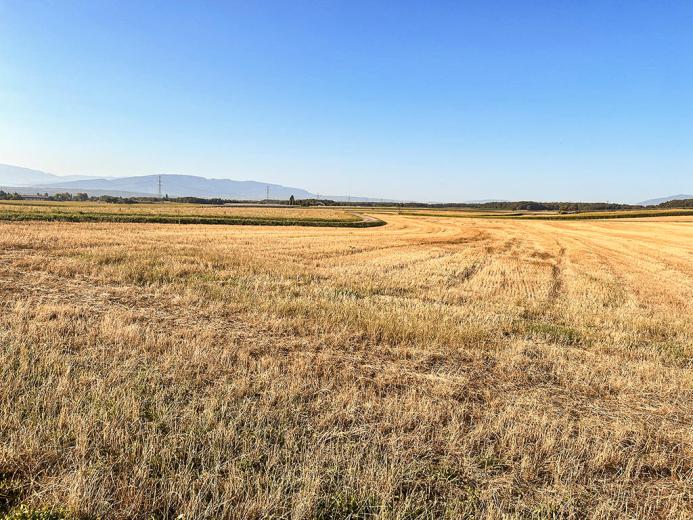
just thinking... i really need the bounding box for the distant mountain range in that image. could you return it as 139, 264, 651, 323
638, 194, 693, 206
2, 163, 689, 205
0, 164, 101, 186
0, 163, 389, 202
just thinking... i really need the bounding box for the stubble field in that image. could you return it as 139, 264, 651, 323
1, 212, 691, 519
0, 201, 375, 227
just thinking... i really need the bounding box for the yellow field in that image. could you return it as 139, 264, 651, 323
1, 214, 691, 519
0, 200, 358, 221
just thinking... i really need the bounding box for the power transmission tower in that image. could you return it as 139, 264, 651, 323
266, 185, 270, 200
158, 175, 162, 198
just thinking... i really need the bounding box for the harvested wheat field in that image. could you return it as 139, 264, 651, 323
1, 213, 691, 519
0, 201, 374, 227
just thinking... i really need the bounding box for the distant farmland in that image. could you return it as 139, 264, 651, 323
0, 201, 383, 227
0, 210, 691, 519
375, 206, 693, 220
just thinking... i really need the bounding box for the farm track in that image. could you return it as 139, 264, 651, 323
0, 214, 691, 519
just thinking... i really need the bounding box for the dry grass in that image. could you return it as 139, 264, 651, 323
0, 214, 691, 519
0, 201, 359, 221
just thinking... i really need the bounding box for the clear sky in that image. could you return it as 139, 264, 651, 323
1, 1, 691, 202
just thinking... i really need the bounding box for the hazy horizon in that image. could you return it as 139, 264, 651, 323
1, 161, 690, 204
1, 1, 691, 203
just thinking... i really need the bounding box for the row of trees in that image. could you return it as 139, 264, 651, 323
321, 199, 693, 211
657, 198, 693, 208
0, 190, 23, 200
46, 192, 90, 201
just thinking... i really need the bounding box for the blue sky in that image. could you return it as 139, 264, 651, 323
1, 1, 691, 202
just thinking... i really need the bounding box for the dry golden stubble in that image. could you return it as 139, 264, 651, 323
0, 214, 691, 519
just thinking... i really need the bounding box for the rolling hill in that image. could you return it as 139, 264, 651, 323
0, 164, 99, 187
639, 194, 693, 206
0, 163, 385, 201
38, 175, 317, 200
